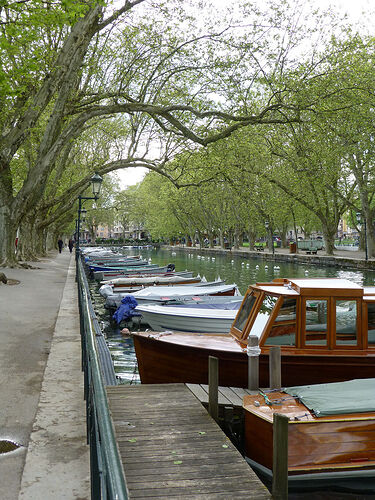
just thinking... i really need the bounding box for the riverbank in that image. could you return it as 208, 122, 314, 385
166, 243, 375, 271
0, 252, 89, 500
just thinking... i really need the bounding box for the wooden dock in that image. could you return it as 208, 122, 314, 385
107, 383, 271, 499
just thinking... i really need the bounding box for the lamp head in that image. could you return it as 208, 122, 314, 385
265, 220, 269, 229
91, 173, 103, 198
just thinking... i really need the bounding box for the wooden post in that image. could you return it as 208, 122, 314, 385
270, 346, 281, 390
272, 413, 289, 499
208, 356, 219, 422
247, 335, 260, 390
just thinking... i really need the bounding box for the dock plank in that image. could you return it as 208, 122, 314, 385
107, 383, 270, 499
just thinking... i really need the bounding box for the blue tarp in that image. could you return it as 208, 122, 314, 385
113, 295, 139, 324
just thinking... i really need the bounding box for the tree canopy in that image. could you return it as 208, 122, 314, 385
1, 0, 374, 264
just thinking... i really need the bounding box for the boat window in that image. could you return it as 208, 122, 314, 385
232, 291, 257, 333
368, 302, 375, 346
265, 298, 297, 346
335, 300, 357, 345
249, 294, 278, 339
305, 299, 328, 346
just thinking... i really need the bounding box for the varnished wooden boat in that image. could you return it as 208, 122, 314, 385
243, 378, 375, 492
132, 278, 375, 387
100, 275, 202, 288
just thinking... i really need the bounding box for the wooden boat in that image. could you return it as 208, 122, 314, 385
88, 263, 160, 273
100, 274, 202, 288
93, 268, 189, 282
135, 298, 243, 333
243, 378, 375, 492
131, 278, 375, 387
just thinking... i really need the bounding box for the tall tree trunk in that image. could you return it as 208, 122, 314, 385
321, 224, 337, 255
246, 230, 256, 252
0, 174, 18, 267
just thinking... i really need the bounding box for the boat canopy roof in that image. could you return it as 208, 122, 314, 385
285, 378, 375, 417
255, 278, 363, 297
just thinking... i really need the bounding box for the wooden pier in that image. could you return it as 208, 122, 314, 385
107, 383, 270, 499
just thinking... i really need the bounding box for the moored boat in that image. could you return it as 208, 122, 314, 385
88, 263, 160, 273
131, 278, 375, 387
135, 298, 243, 333
100, 274, 202, 288
243, 378, 375, 492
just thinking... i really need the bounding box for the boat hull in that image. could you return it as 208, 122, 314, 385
243, 387, 375, 493
132, 333, 375, 387
138, 309, 237, 333
246, 457, 375, 493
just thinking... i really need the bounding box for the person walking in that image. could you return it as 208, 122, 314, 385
68, 239, 74, 253
57, 238, 64, 253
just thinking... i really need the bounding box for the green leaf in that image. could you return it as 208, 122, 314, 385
173, 460, 182, 465
128, 438, 137, 443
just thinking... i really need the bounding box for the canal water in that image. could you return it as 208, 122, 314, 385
88, 246, 375, 498
89, 246, 375, 385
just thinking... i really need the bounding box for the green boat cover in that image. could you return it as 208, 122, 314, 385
284, 378, 375, 417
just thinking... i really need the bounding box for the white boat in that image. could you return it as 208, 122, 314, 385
135, 299, 243, 333
130, 283, 240, 305
103, 283, 239, 307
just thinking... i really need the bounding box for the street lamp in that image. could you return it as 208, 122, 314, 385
356, 211, 368, 261
76, 173, 103, 260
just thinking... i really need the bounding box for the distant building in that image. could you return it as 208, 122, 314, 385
95, 221, 148, 240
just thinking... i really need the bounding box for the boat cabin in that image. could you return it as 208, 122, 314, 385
230, 278, 375, 351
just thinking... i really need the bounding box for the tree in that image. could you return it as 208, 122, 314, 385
2, 0, 332, 266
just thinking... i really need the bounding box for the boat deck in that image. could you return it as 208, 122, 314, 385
106, 383, 270, 499
186, 383, 259, 407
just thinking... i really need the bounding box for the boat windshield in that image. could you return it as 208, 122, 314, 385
232, 291, 257, 335
264, 297, 297, 346
248, 294, 278, 339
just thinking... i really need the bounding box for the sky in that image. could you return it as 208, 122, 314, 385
117, 0, 373, 189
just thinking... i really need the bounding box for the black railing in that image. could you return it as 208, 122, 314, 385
77, 258, 128, 499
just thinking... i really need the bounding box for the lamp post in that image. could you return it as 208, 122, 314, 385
76, 173, 103, 261
356, 211, 368, 261
265, 220, 274, 255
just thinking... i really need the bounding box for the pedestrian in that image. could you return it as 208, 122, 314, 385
57, 238, 64, 253
68, 239, 74, 253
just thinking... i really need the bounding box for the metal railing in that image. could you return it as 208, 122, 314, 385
77, 258, 128, 500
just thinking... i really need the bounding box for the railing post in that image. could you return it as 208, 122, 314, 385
247, 335, 260, 390
272, 413, 289, 499
208, 356, 219, 422
269, 346, 282, 390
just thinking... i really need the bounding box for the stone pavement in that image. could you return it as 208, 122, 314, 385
0, 250, 89, 500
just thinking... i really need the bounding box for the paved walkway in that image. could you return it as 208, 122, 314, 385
0, 251, 89, 500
